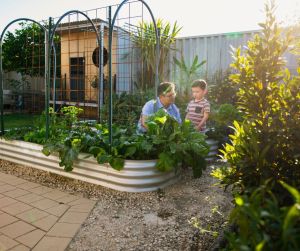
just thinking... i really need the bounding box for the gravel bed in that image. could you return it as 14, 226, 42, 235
0, 159, 233, 251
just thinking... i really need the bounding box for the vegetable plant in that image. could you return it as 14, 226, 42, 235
2, 106, 209, 178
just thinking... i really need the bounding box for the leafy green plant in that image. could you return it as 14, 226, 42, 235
216, 1, 300, 192
206, 103, 241, 143
224, 181, 300, 251
92, 109, 209, 177
5, 105, 208, 176
100, 91, 154, 130
2, 126, 33, 141
42, 122, 98, 171
173, 55, 206, 96
145, 110, 209, 177
188, 217, 219, 237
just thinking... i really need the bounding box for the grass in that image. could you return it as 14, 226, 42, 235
3, 113, 40, 129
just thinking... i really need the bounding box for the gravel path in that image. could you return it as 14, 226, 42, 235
0, 160, 233, 251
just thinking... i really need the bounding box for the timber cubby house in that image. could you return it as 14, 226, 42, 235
53, 18, 136, 119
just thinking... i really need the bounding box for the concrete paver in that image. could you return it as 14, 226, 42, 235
28, 187, 54, 196
45, 204, 69, 217
59, 212, 89, 224
30, 198, 59, 211
32, 215, 58, 231
69, 203, 95, 213
55, 195, 80, 204
3, 188, 30, 198
3, 178, 27, 186
16, 229, 45, 248
0, 184, 16, 193
42, 191, 68, 201
46, 223, 81, 238
16, 182, 40, 191
9, 244, 31, 251
32, 236, 71, 251
0, 213, 18, 228
0, 221, 36, 239
0, 234, 19, 250
17, 194, 44, 204
0, 197, 18, 208
1, 201, 33, 216
0, 172, 96, 250
16, 208, 49, 224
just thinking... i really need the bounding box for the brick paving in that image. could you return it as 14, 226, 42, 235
0, 173, 96, 251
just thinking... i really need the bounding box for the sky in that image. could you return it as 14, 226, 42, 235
0, 0, 299, 37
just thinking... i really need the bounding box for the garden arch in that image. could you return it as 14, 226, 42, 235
108, 0, 160, 146
0, 18, 50, 135
47, 10, 102, 137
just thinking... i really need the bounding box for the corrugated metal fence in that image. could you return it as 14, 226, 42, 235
169, 30, 299, 81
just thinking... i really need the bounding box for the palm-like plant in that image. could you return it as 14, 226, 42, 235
173, 55, 206, 96
132, 19, 182, 89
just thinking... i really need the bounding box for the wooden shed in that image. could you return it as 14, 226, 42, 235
53, 18, 133, 117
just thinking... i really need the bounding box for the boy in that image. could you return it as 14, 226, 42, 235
185, 79, 210, 132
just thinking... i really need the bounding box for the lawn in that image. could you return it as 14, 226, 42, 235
3, 113, 40, 129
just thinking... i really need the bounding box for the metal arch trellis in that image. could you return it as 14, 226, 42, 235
0, 18, 51, 136
0, 0, 160, 144
108, 0, 161, 147
47, 10, 102, 138
0, 12, 102, 137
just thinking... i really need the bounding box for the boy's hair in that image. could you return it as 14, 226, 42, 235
192, 79, 207, 90
157, 82, 175, 96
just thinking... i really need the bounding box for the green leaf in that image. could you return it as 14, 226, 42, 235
282, 204, 300, 237
125, 146, 137, 157
109, 158, 125, 171
235, 196, 244, 206
89, 146, 103, 156
280, 181, 300, 203
59, 147, 78, 172
97, 154, 110, 164
255, 240, 265, 251
154, 115, 167, 124
156, 152, 175, 172
42, 148, 51, 156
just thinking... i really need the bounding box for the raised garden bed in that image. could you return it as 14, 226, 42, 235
0, 139, 179, 192
206, 139, 219, 161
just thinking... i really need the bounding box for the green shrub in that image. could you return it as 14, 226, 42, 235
224, 181, 300, 251
100, 90, 154, 131
216, 2, 300, 192
206, 103, 241, 143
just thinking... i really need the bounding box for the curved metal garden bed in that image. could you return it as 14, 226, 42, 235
0, 139, 179, 192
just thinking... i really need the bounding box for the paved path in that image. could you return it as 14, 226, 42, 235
0, 172, 96, 251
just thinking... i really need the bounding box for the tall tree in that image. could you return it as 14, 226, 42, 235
2, 22, 46, 76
